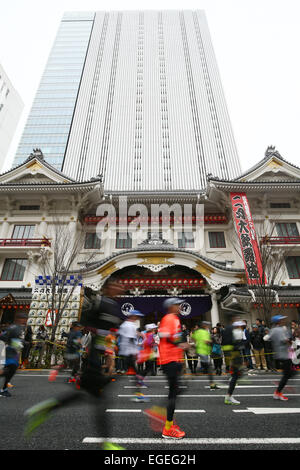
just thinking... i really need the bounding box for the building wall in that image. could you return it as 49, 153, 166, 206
63, 10, 241, 188
13, 12, 95, 170
0, 64, 23, 171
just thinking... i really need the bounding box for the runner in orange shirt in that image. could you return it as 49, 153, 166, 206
144, 298, 189, 439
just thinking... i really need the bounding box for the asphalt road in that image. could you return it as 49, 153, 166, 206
1, 369, 300, 451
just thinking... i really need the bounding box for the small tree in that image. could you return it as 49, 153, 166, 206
34, 220, 96, 365
230, 216, 295, 325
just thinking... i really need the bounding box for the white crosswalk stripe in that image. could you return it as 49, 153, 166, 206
118, 393, 300, 398
83, 437, 300, 445
234, 408, 300, 414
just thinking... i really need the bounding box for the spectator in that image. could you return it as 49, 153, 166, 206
186, 326, 198, 374
263, 327, 276, 372
250, 324, 267, 371
292, 328, 300, 370
256, 318, 265, 336
291, 320, 299, 340
21, 324, 33, 369
33, 326, 48, 368
211, 326, 223, 376
241, 321, 253, 370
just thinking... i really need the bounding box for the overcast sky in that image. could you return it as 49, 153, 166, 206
1, 0, 300, 173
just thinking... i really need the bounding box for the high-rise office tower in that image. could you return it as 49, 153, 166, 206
14, 11, 241, 191
0, 64, 23, 171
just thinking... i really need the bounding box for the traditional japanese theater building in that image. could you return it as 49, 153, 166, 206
0, 146, 300, 334
1, 11, 300, 334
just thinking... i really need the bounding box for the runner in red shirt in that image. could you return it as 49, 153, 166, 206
144, 298, 189, 439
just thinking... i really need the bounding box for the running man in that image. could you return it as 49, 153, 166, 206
137, 323, 157, 377
269, 315, 296, 401
222, 319, 246, 405
192, 321, 220, 390
0, 312, 28, 397
24, 280, 125, 451
145, 298, 189, 439
118, 310, 147, 402
65, 322, 83, 383
104, 328, 118, 376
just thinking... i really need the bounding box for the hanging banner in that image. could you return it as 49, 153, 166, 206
230, 192, 265, 285
117, 296, 212, 320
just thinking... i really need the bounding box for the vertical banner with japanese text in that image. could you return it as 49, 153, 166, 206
230, 192, 265, 285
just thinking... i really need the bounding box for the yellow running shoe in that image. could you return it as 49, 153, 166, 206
102, 442, 126, 450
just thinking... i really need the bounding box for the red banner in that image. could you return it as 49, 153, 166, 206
230, 192, 265, 285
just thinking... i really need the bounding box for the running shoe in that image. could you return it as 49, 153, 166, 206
131, 392, 150, 403
143, 406, 167, 432
102, 442, 126, 450
210, 384, 221, 390
224, 395, 240, 405
68, 377, 76, 383
0, 390, 12, 397
75, 376, 81, 390
48, 370, 59, 382
7, 383, 14, 388
136, 375, 147, 387
273, 391, 288, 401
162, 424, 185, 439
24, 398, 59, 436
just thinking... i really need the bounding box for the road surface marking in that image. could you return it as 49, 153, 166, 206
106, 409, 142, 413
118, 394, 300, 398
233, 408, 300, 415
106, 409, 205, 413
83, 437, 300, 445
204, 385, 281, 389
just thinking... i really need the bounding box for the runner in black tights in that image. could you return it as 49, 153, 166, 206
25, 281, 126, 450
0, 313, 28, 397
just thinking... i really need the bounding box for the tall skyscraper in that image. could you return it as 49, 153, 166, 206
14, 11, 241, 191
0, 64, 23, 171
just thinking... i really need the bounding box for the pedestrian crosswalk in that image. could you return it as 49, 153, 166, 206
81, 372, 300, 449
12, 370, 300, 449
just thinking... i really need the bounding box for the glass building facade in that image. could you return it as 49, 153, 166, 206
14, 12, 94, 169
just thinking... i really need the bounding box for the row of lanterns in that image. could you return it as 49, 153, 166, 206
85, 214, 227, 224
254, 303, 300, 308
0, 304, 30, 309
119, 278, 206, 288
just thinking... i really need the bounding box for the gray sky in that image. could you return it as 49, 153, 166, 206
1, 0, 300, 173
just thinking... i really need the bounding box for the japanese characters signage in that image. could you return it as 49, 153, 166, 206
27, 276, 82, 337
230, 193, 265, 285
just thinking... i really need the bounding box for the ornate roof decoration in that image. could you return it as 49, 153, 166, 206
264, 145, 283, 159
139, 233, 174, 247
25, 148, 45, 163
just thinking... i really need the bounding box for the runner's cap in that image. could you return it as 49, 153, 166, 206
163, 298, 184, 309
271, 315, 287, 324
233, 321, 246, 327
146, 323, 157, 331
128, 309, 144, 317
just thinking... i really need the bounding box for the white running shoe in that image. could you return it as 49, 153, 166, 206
224, 395, 240, 405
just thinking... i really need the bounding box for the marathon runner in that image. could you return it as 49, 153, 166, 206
24, 280, 126, 450
144, 298, 189, 439
0, 312, 28, 397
